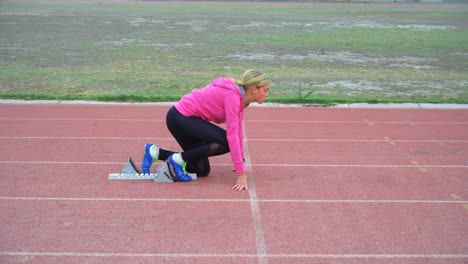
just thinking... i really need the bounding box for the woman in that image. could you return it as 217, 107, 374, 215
141, 69, 270, 191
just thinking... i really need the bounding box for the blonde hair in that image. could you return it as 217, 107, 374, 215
232, 69, 269, 90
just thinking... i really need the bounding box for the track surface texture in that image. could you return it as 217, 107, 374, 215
0, 103, 467, 264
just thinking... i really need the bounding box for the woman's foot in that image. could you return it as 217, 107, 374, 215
141, 144, 157, 174
167, 154, 192, 182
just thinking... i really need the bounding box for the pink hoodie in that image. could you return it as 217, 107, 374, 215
175, 77, 245, 173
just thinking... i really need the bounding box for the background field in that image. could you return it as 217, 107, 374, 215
1, 0, 467, 104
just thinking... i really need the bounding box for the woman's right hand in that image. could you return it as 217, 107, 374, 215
232, 173, 248, 191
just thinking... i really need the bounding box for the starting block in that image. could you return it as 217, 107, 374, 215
108, 157, 197, 183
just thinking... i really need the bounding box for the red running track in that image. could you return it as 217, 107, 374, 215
0, 103, 467, 264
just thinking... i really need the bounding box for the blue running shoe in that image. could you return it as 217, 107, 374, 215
167, 154, 192, 182
142, 144, 157, 174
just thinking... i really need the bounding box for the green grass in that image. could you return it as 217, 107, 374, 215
0, 1, 467, 104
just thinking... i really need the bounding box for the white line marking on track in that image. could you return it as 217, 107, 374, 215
246, 120, 468, 125
0, 161, 124, 165
266, 254, 468, 258
0, 118, 166, 122
0, 252, 466, 259
0, 197, 247, 202
1, 117, 467, 125
260, 199, 468, 204
0, 136, 173, 140
1, 161, 468, 168
251, 164, 468, 168
243, 125, 268, 264
1, 136, 468, 143
1, 197, 466, 204
249, 139, 468, 143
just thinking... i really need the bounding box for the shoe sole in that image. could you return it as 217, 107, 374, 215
142, 144, 155, 174
129, 157, 142, 174
166, 160, 179, 182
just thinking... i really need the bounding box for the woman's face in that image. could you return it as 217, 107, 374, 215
254, 83, 270, 104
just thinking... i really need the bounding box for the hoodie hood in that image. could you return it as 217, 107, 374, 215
212, 77, 245, 103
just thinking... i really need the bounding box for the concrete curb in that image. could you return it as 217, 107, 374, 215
333, 103, 468, 109
1, 99, 468, 109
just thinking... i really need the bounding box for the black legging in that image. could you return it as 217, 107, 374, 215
157, 106, 230, 176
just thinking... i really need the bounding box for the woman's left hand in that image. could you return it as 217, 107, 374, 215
232, 173, 248, 191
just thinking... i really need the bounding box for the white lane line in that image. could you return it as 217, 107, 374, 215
0, 161, 124, 165
0, 252, 256, 258
247, 120, 468, 125
267, 254, 468, 258
1, 136, 467, 143
259, 199, 468, 204
1, 197, 466, 204
1, 117, 467, 125
243, 125, 268, 264
0, 252, 466, 259
0, 136, 173, 140
1, 161, 468, 168
0, 118, 165, 122
251, 164, 468, 168
0, 197, 247, 202
249, 139, 468, 143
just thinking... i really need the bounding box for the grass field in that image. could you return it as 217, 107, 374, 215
1, 1, 467, 104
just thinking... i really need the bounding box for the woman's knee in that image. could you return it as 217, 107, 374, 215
186, 159, 211, 177
197, 167, 210, 177
196, 162, 211, 177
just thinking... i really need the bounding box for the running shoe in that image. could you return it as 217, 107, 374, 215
141, 143, 157, 174
167, 154, 192, 182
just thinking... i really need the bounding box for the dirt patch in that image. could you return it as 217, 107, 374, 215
304, 21, 457, 31
225, 52, 439, 69
126, 17, 165, 26
96, 38, 199, 48
224, 20, 457, 32
273, 79, 467, 98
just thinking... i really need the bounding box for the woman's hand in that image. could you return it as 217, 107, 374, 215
232, 173, 248, 191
